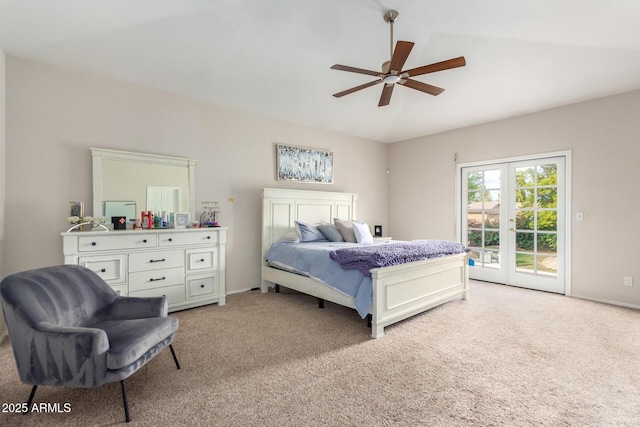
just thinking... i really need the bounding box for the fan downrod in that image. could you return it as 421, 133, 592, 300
381, 10, 399, 73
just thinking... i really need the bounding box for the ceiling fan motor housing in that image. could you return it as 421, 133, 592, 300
383, 75, 401, 84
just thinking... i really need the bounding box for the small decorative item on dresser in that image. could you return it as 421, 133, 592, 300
172, 212, 190, 228
374, 225, 383, 237
112, 216, 127, 230
66, 215, 108, 233
69, 201, 84, 218
200, 201, 221, 227
68, 201, 88, 231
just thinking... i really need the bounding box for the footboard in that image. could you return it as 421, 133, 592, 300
369, 252, 469, 338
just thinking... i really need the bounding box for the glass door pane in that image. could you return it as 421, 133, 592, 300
509, 158, 565, 293
513, 163, 558, 276
463, 166, 507, 283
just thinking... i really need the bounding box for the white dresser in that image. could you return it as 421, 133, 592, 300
62, 228, 227, 312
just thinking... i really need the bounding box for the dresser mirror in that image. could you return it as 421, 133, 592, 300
91, 148, 197, 223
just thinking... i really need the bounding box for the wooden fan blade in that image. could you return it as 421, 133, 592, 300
399, 79, 445, 96
331, 64, 384, 77
388, 41, 414, 74
333, 79, 382, 98
402, 56, 466, 78
378, 84, 394, 107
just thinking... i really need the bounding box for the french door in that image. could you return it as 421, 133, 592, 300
459, 155, 567, 294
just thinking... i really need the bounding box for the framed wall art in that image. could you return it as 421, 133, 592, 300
276, 144, 333, 184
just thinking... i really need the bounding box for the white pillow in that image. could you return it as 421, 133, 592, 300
353, 222, 374, 244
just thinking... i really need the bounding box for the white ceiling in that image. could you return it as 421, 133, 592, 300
1, 0, 640, 143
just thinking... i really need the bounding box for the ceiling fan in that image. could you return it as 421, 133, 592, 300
331, 10, 466, 107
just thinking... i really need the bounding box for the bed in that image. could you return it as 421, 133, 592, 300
261, 188, 469, 338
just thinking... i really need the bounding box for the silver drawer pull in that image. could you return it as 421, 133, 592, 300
150, 258, 166, 263
149, 276, 166, 282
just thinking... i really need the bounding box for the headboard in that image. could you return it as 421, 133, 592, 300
261, 188, 357, 258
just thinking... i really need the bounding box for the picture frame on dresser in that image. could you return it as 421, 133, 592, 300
172, 212, 190, 228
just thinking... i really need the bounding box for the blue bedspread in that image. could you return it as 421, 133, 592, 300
265, 241, 376, 318
329, 240, 468, 277
264, 240, 467, 319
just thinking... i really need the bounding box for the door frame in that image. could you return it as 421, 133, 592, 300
455, 150, 573, 296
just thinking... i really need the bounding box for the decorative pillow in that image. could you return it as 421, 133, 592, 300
353, 222, 374, 244
334, 219, 361, 243
295, 220, 328, 242
317, 224, 345, 242
278, 230, 300, 242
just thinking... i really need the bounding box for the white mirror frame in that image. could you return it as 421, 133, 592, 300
91, 147, 197, 220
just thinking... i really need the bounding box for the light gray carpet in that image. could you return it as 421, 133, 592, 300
1, 280, 639, 426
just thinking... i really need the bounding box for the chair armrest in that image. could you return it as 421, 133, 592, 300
14, 322, 112, 387
36, 322, 110, 355
109, 295, 168, 320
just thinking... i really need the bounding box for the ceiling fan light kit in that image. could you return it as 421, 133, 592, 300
331, 10, 466, 107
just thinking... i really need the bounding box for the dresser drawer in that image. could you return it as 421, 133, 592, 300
186, 248, 217, 272
129, 250, 184, 272
129, 267, 184, 292
129, 284, 184, 305
159, 231, 218, 247
78, 254, 126, 284
187, 274, 218, 299
78, 234, 157, 252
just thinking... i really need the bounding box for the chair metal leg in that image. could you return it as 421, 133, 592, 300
120, 380, 131, 423
169, 344, 181, 370
24, 385, 37, 415
119, 345, 179, 423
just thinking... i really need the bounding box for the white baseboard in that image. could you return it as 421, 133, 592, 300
572, 294, 640, 310
225, 287, 258, 296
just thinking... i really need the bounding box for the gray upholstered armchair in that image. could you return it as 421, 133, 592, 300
0, 264, 180, 423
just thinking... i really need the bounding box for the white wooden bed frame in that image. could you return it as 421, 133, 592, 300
261, 188, 469, 338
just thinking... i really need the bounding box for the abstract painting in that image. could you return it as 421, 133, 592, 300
276, 144, 333, 184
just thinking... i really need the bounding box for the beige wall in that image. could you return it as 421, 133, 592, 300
5, 54, 640, 308
389, 90, 640, 307
4, 57, 389, 293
